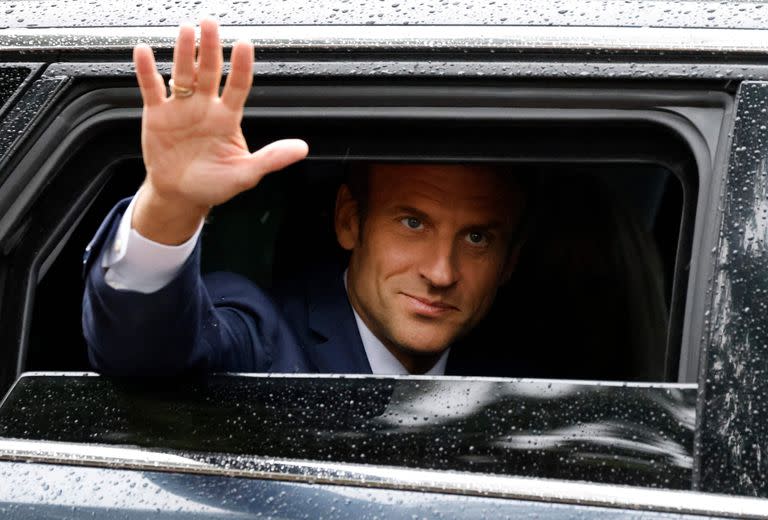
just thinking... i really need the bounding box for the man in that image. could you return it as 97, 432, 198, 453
82, 19, 527, 376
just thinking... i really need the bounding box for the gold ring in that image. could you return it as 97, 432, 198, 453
169, 78, 195, 98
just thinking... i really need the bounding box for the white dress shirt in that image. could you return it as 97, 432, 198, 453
101, 193, 203, 293
102, 194, 449, 375
344, 271, 450, 376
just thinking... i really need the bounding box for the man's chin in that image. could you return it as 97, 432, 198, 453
390, 325, 458, 356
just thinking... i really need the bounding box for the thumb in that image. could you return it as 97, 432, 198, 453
238, 139, 309, 189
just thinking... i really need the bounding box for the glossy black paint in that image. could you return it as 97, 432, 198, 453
0, 374, 696, 488
0, 461, 719, 520
0, 66, 31, 115
699, 81, 768, 498
0, 75, 66, 183
1, 0, 768, 29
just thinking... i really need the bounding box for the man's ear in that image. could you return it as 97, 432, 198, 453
335, 184, 360, 251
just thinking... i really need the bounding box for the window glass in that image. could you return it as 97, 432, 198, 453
0, 374, 697, 489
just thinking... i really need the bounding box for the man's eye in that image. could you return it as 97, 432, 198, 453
466, 231, 488, 246
401, 217, 424, 230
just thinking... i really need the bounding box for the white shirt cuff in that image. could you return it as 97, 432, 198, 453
102, 193, 203, 293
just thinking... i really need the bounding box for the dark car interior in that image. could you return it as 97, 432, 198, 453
17, 119, 690, 386
0, 83, 706, 392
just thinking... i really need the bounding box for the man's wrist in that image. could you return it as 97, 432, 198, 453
132, 184, 209, 245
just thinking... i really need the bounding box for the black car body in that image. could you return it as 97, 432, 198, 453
0, 0, 768, 517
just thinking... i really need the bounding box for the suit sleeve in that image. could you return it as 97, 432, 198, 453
81, 199, 301, 376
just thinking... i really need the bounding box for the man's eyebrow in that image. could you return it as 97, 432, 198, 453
393, 205, 431, 220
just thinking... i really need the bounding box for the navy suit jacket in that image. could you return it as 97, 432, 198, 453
82, 199, 470, 376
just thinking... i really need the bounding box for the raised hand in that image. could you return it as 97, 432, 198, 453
131, 18, 308, 244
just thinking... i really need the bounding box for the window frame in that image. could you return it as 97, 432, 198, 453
0, 76, 749, 506
0, 83, 725, 390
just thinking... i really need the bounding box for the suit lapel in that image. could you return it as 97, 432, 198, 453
305, 267, 373, 374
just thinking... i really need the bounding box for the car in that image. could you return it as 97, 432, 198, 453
0, 0, 768, 517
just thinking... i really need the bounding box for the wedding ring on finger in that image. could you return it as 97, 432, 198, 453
169, 78, 195, 98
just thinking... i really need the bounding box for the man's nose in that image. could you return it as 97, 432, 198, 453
419, 240, 459, 288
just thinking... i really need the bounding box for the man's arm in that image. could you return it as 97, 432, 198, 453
102, 190, 201, 293
82, 19, 308, 376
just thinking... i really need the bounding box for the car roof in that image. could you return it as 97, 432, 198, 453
1, 0, 768, 30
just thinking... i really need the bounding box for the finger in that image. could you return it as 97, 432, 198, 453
133, 44, 165, 107
237, 139, 309, 190
221, 41, 254, 112
171, 23, 196, 92
196, 17, 223, 96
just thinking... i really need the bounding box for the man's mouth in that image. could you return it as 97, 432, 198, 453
401, 293, 459, 316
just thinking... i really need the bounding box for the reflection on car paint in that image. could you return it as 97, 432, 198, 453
0, 460, 723, 520
0, 374, 696, 488
0, 66, 31, 114
701, 80, 768, 498
0, 76, 66, 182
3, 0, 768, 30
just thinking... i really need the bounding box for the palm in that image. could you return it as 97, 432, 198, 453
134, 19, 307, 210
142, 99, 251, 206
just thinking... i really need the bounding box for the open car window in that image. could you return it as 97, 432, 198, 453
20, 87, 707, 385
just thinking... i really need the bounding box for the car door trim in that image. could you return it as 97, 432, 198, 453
0, 437, 764, 518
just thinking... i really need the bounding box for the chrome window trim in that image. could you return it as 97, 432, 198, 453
17, 370, 700, 387
0, 437, 764, 518
2, 26, 768, 53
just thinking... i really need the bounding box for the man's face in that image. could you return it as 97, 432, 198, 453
336, 164, 524, 371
